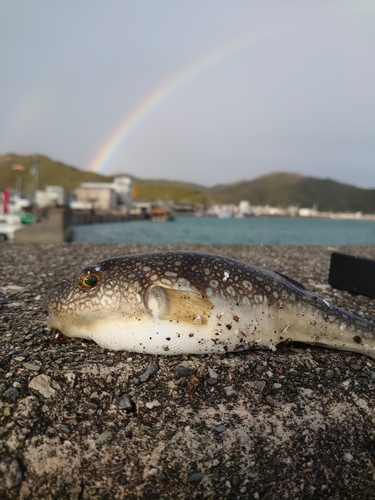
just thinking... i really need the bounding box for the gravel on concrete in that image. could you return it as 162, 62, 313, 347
1, 243, 375, 500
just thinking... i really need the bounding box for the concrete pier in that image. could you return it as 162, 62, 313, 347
14, 207, 73, 243
1, 243, 375, 499
13, 208, 141, 243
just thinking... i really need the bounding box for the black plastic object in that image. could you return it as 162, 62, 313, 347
328, 252, 375, 298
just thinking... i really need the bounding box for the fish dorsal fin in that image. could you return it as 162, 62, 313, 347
273, 271, 307, 291
145, 286, 213, 325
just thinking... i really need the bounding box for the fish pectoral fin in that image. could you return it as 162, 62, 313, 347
145, 285, 213, 325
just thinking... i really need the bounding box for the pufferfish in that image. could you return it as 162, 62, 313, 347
45, 251, 375, 357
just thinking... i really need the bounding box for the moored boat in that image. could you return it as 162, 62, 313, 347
0, 214, 23, 241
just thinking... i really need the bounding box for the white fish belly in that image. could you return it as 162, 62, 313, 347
91, 301, 275, 355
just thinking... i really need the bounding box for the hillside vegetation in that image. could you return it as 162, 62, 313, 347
133, 183, 209, 205
1, 153, 375, 213
210, 172, 375, 213
0, 154, 112, 195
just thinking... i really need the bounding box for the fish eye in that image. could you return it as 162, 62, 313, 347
79, 271, 101, 289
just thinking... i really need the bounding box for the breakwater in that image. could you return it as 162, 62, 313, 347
13, 208, 144, 243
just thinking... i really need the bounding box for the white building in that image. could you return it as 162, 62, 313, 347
73, 176, 133, 213
238, 200, 252, 217
35, 185, 69, 208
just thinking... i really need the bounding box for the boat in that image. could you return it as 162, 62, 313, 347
216, 207, 232, 218
150, 206, 174, 222
0, 188, 28, 241
0, 214, 23, 241
19, 212, 37, 224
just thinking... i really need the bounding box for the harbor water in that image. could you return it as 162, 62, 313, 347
72, 216, 375, 245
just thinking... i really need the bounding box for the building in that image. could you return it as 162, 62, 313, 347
35, 185, 69, 208
73, 176, 133, 213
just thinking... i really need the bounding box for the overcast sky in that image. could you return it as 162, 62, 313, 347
1, 1, 375, 188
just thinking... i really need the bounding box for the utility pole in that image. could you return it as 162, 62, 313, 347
30, 155, 39, 200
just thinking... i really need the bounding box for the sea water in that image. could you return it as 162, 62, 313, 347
72, 216, 375, 245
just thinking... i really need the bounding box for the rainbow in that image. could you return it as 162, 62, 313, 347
85, 27, 278, 174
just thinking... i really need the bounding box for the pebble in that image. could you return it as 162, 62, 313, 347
117, 394, 135, 411
343, 452, 353, 463
28, 374, 56, 398
23, 362, 41, 372
273, 383, 282, 389
187, 472, 203, 482
223, 386, 238, 397
215, 424, 226, 433
7, 302, 23, 308
207, 367, 219, 385
325, 369, 335, 379
3, 407, 11, 417
3, 387, 20, 402
208, 367, 218, 379
186, 375, 200, 394
139, 363, 159, 382
64, 372, 76, 387
175, 365, 196, 380
96, 431, 114, 446
145, 400, 161, 409
313, 283, 330, 291
207, 377, 218, 386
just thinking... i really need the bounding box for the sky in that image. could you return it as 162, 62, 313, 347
1, 0, 375, 188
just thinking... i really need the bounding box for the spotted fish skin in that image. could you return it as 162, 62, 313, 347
45, 251, 375, 358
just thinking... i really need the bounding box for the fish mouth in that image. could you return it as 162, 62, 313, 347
45, 309, 95, 341
46, 312, 64, 340
46, 310, 58, 330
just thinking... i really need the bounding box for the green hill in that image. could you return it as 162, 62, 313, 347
0, 153, 113, 195
1, 153, 375, 213
133, 183, 209, 205
209, 172, 375, 212
0, 153, 210, 205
